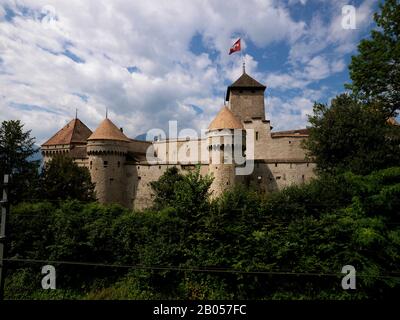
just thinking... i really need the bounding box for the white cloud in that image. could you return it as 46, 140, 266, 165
0, 0, 377, 143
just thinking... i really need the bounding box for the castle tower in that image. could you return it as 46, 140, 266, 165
226, 68, 267, 122
207, 106, 245, 197
226, 70, 271, 160
41, 118, 92, 164
87, 118, 131, 207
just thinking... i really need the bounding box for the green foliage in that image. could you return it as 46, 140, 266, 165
5, 168, 400, 300
304, 94, 400, 175
150, 165, 213, 215
39, 155, 96, 201
346, 0, 400, 115
150, 166, 184, 209
0, 120, 40, 203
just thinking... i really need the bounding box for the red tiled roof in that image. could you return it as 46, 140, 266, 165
88, 118, 131, 142
42, 118, 92, 146
208, 106, 244, 130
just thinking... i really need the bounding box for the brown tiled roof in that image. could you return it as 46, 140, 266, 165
387, 117, 400, 126
208, 106, 244, 130
88, 118, 131, 142
271, 128, 309, 137
42, 118, 92, 146
226, 72, 266, 100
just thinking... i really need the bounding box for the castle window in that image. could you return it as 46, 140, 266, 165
302, 175, 305, 183
255, 131, 259, 140
103, 161, 108, 168
90, 161, 92, 169
159, 166, 161, 169
138, 176, 141, 180
289, 140, 291, 144
307, 163, 309, 167
275, 163, 278, 167
118, 161, 120, 168
276, 176, 281, 180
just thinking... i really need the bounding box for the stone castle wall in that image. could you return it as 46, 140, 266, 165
229, 89, 265, 121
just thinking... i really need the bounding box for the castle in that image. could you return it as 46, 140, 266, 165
41, 70, 316, 209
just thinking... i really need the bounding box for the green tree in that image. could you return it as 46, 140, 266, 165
150, 166, 184, 209
150, 165, 213, 215
39, 155, 96, 201
0, 120, 39, 204
347, 0, 400, 115
303, 94, 400, 175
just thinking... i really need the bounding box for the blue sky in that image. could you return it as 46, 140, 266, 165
0, 0, 383, 144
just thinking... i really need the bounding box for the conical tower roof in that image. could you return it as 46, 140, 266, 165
226, 72, 266, 100
208, 106, 244, 130
387, 117, 400, 126
88, 118, 130, 142
42, 118, 92, 146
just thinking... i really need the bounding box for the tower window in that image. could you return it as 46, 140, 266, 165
90, 161, 92, 169
255, 131, 259, 140
103, 161, 108, 168
275, 163, 278, 167
118, 161, 120, 168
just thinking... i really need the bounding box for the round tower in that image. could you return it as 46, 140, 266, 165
207, 106, 245, 197
87, 118, 131, 207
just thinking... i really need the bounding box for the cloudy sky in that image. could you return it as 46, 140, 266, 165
0, 0, 380, 144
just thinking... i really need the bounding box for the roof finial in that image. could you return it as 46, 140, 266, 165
106, 107, 108, 119
243, 61, 246, 74
75, 108, 78, 119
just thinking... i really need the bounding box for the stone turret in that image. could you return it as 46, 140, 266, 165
226, 69, 266, 122
87, 118, 131, 207
41, 118, 92, 163
207, 106, 245, 197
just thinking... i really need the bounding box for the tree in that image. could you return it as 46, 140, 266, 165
0, 120, 39, 204
303, 94, 400, 175
39, 155, 95, 201
150, 166, 184, 209
347, 0, 400, 115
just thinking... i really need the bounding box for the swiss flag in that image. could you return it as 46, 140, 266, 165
229, 38, 241, 55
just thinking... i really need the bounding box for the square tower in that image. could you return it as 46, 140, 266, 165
226, 70, 267, 122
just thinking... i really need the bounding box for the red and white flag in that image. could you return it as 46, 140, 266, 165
229, 38, 241, 55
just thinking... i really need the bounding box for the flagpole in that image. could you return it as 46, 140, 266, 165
241, 38, 245, 73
